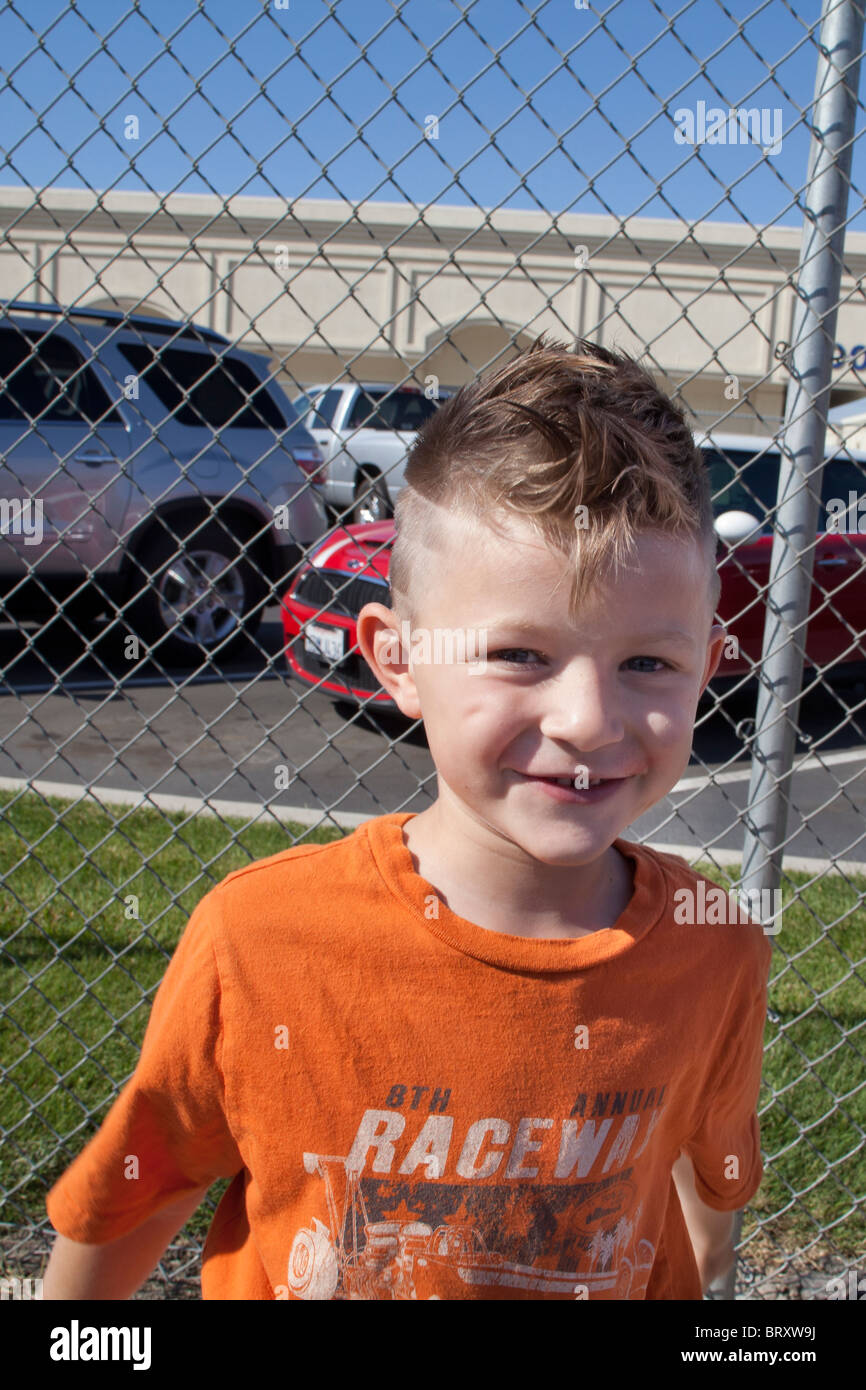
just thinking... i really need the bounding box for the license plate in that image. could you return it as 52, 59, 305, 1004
303, 622, 346, 664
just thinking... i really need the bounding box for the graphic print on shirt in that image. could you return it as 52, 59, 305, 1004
285, 1084, 666, 1300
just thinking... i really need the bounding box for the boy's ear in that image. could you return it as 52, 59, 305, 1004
355, 603, 423, 720
699, 623, 728, 696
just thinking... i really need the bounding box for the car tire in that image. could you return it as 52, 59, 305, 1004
351, 474, 390, 525
124, 517, 267, 665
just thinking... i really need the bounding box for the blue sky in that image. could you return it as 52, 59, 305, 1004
0, 0, 862, 231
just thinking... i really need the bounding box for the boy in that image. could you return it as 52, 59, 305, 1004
44, 337, 772, 1301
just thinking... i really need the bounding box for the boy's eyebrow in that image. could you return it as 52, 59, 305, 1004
476, 617, 698, 647
473, 618, 550, 634
631, 628, 699, 648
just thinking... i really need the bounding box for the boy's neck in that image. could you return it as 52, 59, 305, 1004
401, 805, 634, 939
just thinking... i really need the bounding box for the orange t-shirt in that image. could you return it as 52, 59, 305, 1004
46, 811, 772, 1301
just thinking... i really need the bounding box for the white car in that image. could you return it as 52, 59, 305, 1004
292, 381, 453, 524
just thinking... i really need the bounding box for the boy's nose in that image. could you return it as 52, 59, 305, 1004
537, 664, 625, 751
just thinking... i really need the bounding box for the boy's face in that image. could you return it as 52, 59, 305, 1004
357, 509, 726, 869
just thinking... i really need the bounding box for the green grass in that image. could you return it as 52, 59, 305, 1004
0, 789, 345, 1235
1, 788, 864, 1258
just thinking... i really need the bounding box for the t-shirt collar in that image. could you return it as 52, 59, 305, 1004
366, 811, 667, 973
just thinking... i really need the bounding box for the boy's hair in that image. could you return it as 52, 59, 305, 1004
388, 335, 721, 624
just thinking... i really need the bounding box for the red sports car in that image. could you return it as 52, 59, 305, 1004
281, 437, 866, 710
282, 519, 395, 707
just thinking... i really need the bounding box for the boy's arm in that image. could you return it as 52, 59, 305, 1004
42, 1185, 210, 1300
672, 1151, 736, 1294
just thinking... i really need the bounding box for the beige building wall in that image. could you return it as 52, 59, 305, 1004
2, 186, 865, 438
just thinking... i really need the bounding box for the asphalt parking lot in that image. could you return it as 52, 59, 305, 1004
1, 606, 865, 866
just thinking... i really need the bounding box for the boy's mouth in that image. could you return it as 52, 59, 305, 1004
513, 769, 632, 804
517, 771, 620, 788
545, 775, 605, 788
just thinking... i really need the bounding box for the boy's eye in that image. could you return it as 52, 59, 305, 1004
490, 651, 672, 672
626, 656, 669, 673
490, 648, 544, 666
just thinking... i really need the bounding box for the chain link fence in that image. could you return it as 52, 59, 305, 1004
1, 0, 864, 1301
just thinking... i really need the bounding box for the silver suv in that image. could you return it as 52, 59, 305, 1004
292, 381, 452, 524
0, 302, 329, 663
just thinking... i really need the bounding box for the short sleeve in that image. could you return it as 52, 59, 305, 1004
46, 890, 243, 1244
683, 938, 772, 1211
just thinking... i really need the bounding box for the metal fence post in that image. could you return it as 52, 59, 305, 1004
721, 0, 866, 1302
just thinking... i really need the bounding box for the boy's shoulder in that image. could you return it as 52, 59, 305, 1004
175, 815, 398, 965
212, 814, 379, 892
630, 839, 774, 976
